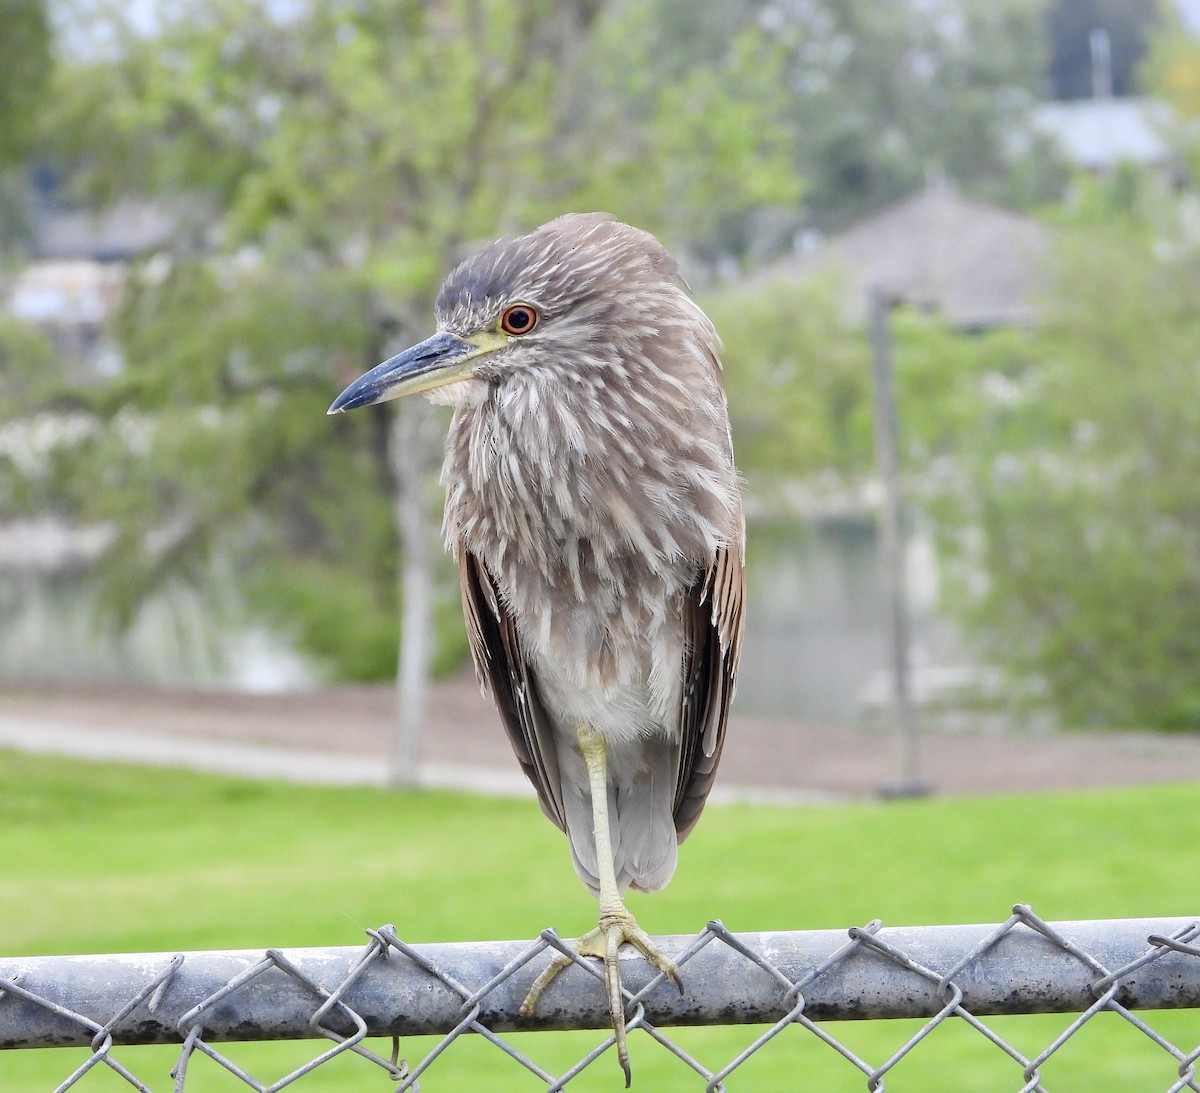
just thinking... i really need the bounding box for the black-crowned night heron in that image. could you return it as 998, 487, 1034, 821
329, 213, 744, 1082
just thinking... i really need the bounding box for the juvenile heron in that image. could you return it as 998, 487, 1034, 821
329, 213, 744, 1082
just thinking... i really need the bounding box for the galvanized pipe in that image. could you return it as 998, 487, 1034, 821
2, 915, 1198, 1050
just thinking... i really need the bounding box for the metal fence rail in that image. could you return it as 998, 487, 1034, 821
2, 905, 1199, 1091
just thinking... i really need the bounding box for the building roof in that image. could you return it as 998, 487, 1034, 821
1030, 97, 1174, 172
7, 260, 124, 325
757, 186, 1053, 329
32, 199, 187, 262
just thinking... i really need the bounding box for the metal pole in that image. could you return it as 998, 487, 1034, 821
3, 917, 1199, 1048
868, 288, 928, 797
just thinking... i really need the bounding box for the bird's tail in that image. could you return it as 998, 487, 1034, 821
560, 738, 678, 898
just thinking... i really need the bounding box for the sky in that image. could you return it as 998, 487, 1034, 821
1178, 0, 1200, 31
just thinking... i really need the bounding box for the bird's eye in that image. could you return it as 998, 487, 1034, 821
500, 304, 539, 335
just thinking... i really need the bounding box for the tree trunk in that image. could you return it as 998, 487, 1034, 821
388, 396, 442, 789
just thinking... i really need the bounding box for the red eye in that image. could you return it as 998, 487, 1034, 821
500, 303, 539, 335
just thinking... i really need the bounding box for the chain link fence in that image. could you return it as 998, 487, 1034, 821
2, 904, 1199, 1091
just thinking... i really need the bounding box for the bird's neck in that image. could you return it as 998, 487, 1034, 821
447, 375, 656, 535
441, 370, 737, 589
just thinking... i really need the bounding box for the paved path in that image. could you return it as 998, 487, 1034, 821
3, 675, 1200, 799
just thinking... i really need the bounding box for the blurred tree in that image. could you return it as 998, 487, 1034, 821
0, 0, 51, 167
1153, 23, 1200, 116
770, 0, 1056, 231
552, 0, 1058, 245
1145, 15, 1200, 183
707, 274, 1035, 496
942, 184, 1200, 730
706, 277, 873, 485
536, 0, 802, 264
0, 0, 51, 248
925, 23, 1200, 731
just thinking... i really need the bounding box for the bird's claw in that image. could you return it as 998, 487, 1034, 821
520, 909, 680, 1087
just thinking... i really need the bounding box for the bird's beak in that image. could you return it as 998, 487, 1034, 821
327, 329, 507, 414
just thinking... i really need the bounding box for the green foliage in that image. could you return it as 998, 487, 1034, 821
1143, 15, 1200, 188
709, 170, 1200, 734
0, 312, 58, 404
708, 277, 873, 483
773, 0, 1055, 229
248, 562, 400, 685
0, 0, 51, 168
1149, 11, 1200, 116
890, 313, 1038, 463
592, 0, 1059, 240
2, 751, 1199, 1088
708, 277, 1035, 492
0, 315, 68, 513
561, 9, 806, 260
942, 199, 1200, 730
39, 261, 393, 653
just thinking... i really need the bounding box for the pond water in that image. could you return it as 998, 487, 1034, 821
0, 566, 316, 692
740, 516, 968, 722
0, 518, 970, 723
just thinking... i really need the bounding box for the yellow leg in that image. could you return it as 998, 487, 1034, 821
519, 728, 681, 1086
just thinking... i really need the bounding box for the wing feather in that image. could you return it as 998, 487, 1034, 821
457, 547, 566, 829
673, 538, 745, 841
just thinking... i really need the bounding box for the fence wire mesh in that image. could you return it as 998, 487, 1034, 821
2, 904, 1199, 1091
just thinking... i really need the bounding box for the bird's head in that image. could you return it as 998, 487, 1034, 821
328, 213, 698, 415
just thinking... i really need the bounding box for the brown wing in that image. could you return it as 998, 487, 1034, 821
457, 546, 567, 830
673, 538, 746, 841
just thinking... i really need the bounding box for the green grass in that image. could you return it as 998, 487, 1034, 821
1, 750, 1197, 1090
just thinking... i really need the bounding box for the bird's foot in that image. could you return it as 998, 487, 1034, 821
520, 906, 681, 1086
